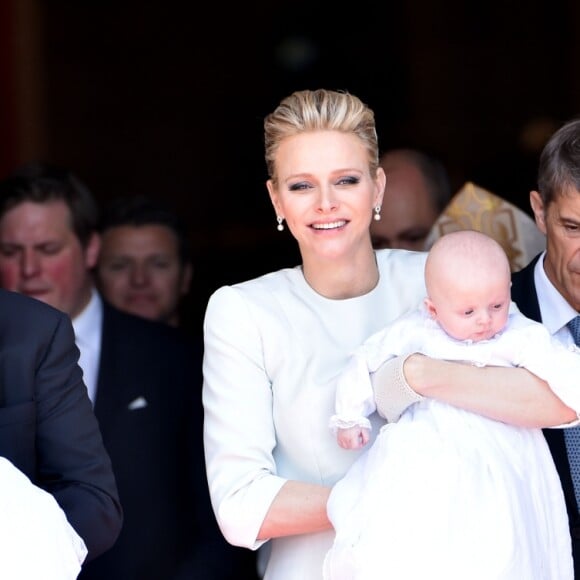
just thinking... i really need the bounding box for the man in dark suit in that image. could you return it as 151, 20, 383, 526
0, 286, 122, 565
511, 118, 580, 577
0, 164, 259, 579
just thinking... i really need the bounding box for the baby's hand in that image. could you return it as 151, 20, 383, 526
337, 426, 370, 449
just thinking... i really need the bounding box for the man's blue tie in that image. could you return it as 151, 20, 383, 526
564, 316, 580, 508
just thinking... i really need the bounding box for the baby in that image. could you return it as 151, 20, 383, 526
324, 230, 580, 580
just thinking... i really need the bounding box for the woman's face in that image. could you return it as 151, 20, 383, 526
267, 130, 384, 262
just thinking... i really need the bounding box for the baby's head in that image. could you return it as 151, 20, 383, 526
424, 230, 511, 342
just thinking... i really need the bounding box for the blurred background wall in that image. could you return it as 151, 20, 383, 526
2, 0, 580, 329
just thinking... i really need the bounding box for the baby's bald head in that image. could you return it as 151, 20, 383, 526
424, 230, 512, 341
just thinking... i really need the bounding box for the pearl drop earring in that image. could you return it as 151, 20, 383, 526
373, 206, 381, 221
277, 216, 284, 231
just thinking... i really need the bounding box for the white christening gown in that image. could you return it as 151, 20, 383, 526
324, 305, 580, 580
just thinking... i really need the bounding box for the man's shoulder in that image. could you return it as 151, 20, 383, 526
511, 255, 541, 321
101, 301, 194, 351
0, 288, 66, 324
511, 256, 539, 294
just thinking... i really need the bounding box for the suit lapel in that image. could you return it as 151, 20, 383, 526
93, 305, 131, 424
511, 255, 542, 321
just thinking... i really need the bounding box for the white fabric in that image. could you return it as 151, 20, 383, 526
0, 456, 87, 579
202, 249, 428, 580
534, 252, 579, 345
72, 288, 103, 404
324, 305, 578, 580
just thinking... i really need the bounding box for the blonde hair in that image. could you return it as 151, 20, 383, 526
264, 89, 379, 186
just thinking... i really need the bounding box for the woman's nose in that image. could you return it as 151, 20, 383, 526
316, 187, 338, 212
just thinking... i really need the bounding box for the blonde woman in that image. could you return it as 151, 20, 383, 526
202, 89, 575, 579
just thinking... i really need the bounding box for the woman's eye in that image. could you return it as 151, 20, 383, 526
289, 182, 311, 192
337, 176, 360, 186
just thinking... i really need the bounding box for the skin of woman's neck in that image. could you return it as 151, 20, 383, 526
301, 248, 379, 300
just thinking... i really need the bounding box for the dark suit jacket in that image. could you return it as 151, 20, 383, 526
512, 255, 580, 574
79, 300, 259, 580
0, 289, 122, 561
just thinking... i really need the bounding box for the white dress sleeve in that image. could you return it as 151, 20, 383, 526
203, 286, 286, 549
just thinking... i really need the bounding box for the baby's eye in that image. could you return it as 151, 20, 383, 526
464, 309, 474, 316
493, 303, 503, 310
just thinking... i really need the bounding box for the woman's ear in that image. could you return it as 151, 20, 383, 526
374, 167, 386, 208
267, 179, 282, 217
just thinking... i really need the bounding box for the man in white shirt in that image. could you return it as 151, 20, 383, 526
511, 117, 580, 578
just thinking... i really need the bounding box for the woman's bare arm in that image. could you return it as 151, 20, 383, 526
405, 355, 577, 428
257, 358, 577, 541
257, 481, 332, 540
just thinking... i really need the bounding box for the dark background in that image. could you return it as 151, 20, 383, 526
3, 0, 580, 331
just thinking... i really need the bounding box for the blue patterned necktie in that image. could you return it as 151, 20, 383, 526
569, 316, 580, 345
564, 316, 580, 508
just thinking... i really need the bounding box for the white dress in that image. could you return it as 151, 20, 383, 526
202, 249, 428, 580
324, 306, 580, 580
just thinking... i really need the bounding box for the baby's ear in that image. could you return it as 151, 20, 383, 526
424, 297, 437, 319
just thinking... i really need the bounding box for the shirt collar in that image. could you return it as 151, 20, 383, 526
534, 251, 578, 335
72, 287, 103, 348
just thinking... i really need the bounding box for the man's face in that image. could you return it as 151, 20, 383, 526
531, 187, 580, 311
97, 224, 191, 326
0, 200, 99, 317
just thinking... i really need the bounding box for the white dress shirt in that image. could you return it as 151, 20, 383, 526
534, 251, 579, 346
72, 288, 103, 405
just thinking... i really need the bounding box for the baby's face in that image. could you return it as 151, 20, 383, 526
429, 277, 511, 342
